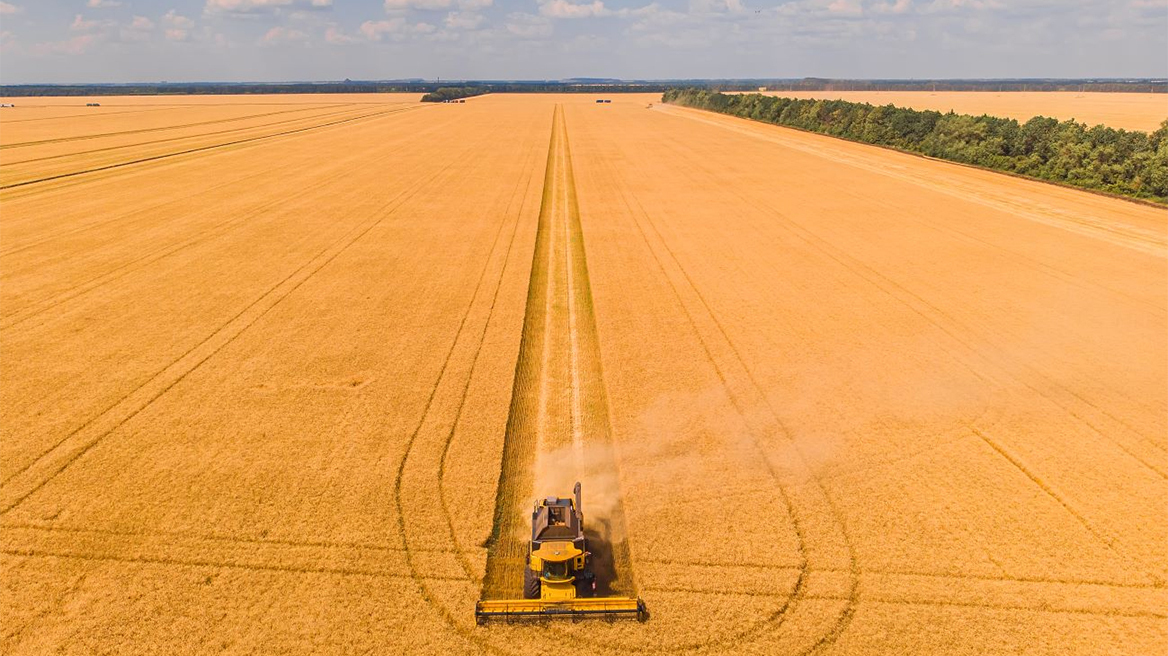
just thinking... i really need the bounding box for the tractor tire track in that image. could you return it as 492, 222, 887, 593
659, 129, 1164, 581
0, 103, 351, 149
433, 113, 542, 580
708, 170, 1168, 562
0, 107, 447, 257
1, 116, 452, 332
0, 105, 178, 124
661, 107, 1168, 471
0, 105, 424, 190
656, 105, 1167, 256
0, 139, 474, 514
594, 149, 858, 655
1, 105, 364, 166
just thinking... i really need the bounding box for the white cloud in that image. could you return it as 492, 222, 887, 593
360, 18, 405, 39
539, 0, 612, 18
206, 0, 332, 14
71, 14, 117, 32
444, 10, 485, 28
458, 0, 494, 8
87, 0, 124, 8
505, 12, 552, 37
827, 0, 862, 14
0, 1, 21, 14
120, 15, 156, 41
32, 34, 98, 55
688, 0, 745, 13
262, 25, 308, 43
324, 25, 357, 43
921, 0, 1003, 12
384, 0, 453, 10
164, 10, 196, 28
871, 0, 913, 14
165, 28, 190, 41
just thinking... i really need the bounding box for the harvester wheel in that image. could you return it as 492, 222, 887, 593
523, 567, 541, 600
577, 570, 596, 597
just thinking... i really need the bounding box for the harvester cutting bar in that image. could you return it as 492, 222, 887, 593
475, 597, 646, 624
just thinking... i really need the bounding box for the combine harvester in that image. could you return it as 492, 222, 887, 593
476, 483, 646, 624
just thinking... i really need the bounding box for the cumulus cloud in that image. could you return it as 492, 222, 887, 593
262, 25, 309, 43
871, 0, 913, 14
827, 0, 863, 14
505, 12, 553, 37
359, 18, 406, 39
71, 14, 117, 32
205, 0, 332, 14
32, 34, 98, 56
164, 10, 196, 28
0, 1, 21, 14
689, 0, 745, 13
539, 0, 612, 18
120, 15, 156, 41
159, 11, 195, 41
87, 0, 123, 7
324, 25, 357, 43
444, 10, 485, 28
921, 0, 1003, 12
384, 0, 454, 10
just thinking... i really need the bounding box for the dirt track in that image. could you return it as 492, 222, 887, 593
2, 93, 1165, 654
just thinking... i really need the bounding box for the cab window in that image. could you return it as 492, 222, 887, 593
541, 560, 570, 581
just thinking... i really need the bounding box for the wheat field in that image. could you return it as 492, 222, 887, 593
1, 93, 1165, 654
731, 90, 1168, 131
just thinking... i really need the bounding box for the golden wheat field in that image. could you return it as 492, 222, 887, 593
1, 92, 1166, 655
735, 90, 1168, 131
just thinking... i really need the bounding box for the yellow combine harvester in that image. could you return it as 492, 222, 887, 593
476, 482, 646, 623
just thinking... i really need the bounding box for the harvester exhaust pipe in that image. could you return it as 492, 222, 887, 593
574, 482, 582, 517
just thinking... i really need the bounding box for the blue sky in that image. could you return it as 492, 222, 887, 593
0, 0, 1165, 83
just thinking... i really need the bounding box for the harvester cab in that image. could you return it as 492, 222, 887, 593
475, 482, 646, 623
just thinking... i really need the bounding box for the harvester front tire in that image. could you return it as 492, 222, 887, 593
523, 568, 541, 600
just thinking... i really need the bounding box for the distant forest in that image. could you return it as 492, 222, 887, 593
420, 87, 484, 102
663, 88, 1168, 204
2, 78, 1164, 97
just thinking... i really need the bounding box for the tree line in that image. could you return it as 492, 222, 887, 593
662, 89, 1168, 204
420, 87, 485, 102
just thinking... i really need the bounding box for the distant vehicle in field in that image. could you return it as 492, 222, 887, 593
0, 103, 14, 108
86, 103, 101, 107
596, 99, 612, 104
